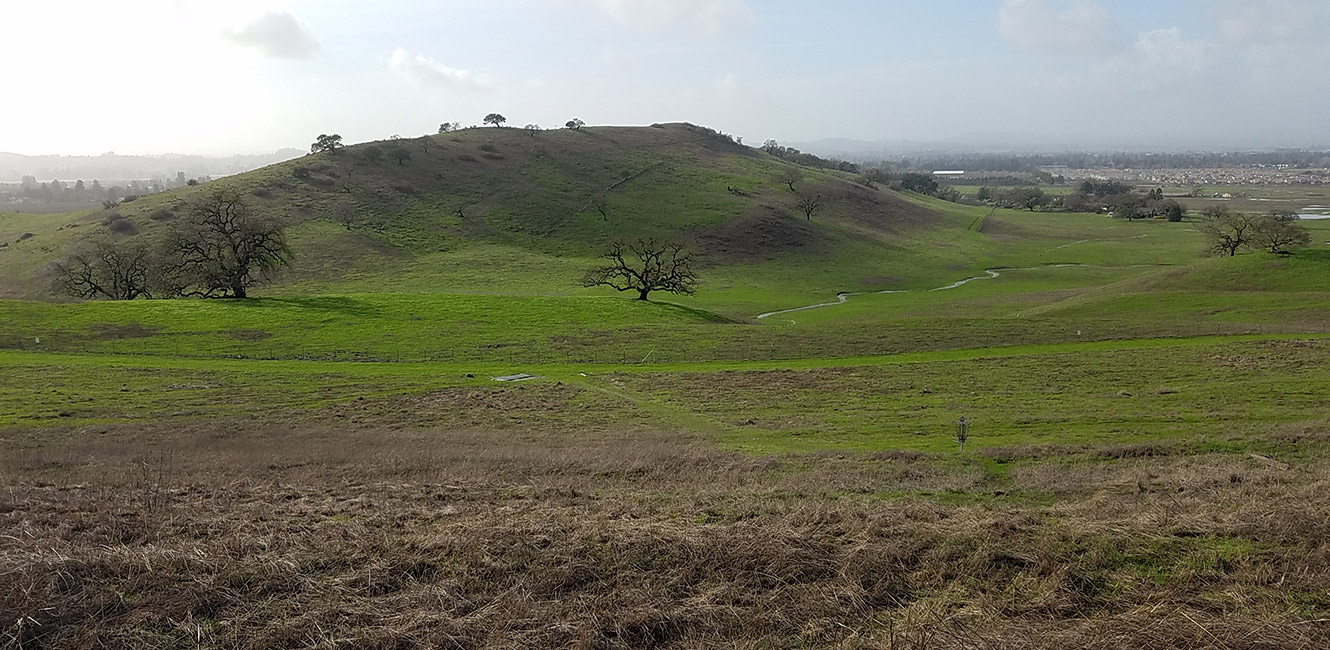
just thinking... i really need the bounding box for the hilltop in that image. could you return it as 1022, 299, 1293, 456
0, 123, 957, 309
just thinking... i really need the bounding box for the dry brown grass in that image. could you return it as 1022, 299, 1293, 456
3, 420, 1329, 649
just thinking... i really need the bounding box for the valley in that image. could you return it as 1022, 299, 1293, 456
2, 125, 1329, 649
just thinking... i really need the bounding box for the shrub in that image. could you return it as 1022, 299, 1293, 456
107, 217, 138, 235
292, 166, 312, 180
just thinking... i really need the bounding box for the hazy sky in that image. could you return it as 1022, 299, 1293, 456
4, 0, 1329, 155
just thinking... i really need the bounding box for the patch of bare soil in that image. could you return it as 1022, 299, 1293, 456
975, 216, 1026, 240
825, 181, 940, 231
89, 323, 159, 340
692, 205, 830, 263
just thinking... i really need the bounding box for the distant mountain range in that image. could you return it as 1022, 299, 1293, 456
0, 149, 305, 183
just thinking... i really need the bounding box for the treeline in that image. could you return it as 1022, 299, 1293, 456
976, 182, 1184, 220
885, 174, 1185, 221
5, 172, 211, 207
761, 140, 860, 174
863, 150, 1330, 172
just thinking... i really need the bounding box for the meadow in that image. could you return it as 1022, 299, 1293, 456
3, 130, 1330, 648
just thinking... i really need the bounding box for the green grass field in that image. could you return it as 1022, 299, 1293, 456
3, 129, 1330, 648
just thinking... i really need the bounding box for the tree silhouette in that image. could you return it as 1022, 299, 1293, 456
54, 239, 154, 300
162, 189, 291, 298
310, 134, 343, 154
796, 194, 823, 220
582, 238, 697, 301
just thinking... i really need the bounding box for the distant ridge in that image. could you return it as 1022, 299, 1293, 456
0, 149, 305, 183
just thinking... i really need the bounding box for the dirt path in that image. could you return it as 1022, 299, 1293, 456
756, 263, 1131, 321
756, 268, 1011, 321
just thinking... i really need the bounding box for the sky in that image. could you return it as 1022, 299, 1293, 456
3, 0, 1329, 156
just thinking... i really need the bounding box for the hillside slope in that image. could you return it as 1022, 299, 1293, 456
0, 124, 956, 307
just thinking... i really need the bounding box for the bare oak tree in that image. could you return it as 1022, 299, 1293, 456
162, 188, 291, 298
1198, 206, 1257, 257
54, 239, 154, 300
582, 238, 697, 301
796, 193, 823, 220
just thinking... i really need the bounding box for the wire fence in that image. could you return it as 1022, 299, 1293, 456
3, 319, 1328, 367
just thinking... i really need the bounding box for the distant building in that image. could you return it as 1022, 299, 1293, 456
932, 170, 965, 177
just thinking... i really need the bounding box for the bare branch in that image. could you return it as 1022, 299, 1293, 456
582, 238, 697, 301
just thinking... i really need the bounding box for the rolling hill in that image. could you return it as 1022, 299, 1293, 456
0, 123, 957, 312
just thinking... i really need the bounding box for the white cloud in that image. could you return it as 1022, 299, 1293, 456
223, 11, 320, 59
581, 0, 755, 33
389, 48, 493, 92
998, 0, 1119, 54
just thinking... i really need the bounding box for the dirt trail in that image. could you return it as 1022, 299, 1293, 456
756, 263, 1126, 321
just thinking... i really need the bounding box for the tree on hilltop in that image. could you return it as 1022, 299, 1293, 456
582, 238, 697, 301
483, 113, 507, 127
565, 118, 585, 130
310, 133, 343, 154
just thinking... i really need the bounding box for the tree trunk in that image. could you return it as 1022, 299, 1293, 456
637, 289, 650, 301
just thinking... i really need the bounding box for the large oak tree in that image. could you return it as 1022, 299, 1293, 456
582, 238, 697, 301
162, 188, 290, 298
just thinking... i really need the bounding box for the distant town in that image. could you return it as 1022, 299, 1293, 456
1050, 167, 1330, 187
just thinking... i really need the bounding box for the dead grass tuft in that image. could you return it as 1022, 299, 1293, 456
3, 419, 1329, 648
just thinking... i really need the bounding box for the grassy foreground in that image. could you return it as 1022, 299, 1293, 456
3, 332, 1330, 648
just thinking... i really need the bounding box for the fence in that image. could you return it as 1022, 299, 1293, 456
3, 319, 1329, 367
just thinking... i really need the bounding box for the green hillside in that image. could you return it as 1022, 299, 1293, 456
0, 123, 949, 312
5, 127, 1330, 646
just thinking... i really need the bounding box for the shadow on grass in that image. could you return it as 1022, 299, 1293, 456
648, 300, 740, 324
227, 296, 384, 318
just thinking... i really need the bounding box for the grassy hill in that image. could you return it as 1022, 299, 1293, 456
4, 127, 1330, 646
0, 123, 949, 310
